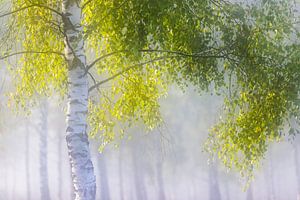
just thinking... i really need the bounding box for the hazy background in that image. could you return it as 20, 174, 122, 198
0, 70, 299, 200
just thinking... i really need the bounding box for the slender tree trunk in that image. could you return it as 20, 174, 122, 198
294, 142, 300, 200
25, 124, 31, 200
39, 99, 50, 200
62, 1, 96, 199
209, 162, 221, 200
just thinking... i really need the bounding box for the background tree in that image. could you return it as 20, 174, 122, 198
39, 99, 50, 200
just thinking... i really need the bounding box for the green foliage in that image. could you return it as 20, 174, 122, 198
205, 0, 300, 179
83, 0, 225, 92
83, 0, 228, 145
5, 0, 66, 110
88, 57, 169, 150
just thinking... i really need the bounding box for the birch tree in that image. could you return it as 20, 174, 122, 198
1, 0, 299, 199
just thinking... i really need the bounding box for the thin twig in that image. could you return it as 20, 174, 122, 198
0, 4, 63, 18
0, 51, 66, 60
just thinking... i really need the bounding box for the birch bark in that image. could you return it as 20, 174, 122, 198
62, 0, 96, 199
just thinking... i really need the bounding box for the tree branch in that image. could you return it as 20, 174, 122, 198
88, 55, 177, 92
86, 48, 221, 74
81, 0, 93, 10
0, 51, 66, 60
0, 4, 63, 19
86, 50, 126, 72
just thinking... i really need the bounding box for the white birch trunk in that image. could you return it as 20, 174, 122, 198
62, 0, 96, 199
39, 99, 50, 200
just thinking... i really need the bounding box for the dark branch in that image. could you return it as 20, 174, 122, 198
86, 50, 126, 72
0, 4, 63, 19
82, 0, 93, 10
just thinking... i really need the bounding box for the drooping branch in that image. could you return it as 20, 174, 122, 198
86, 50, 127, 73
0, 51, 66, 60
0, 4, 63, 19
88, 56, 173, 92
88, 55, 181, 92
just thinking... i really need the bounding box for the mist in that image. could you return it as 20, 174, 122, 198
0, 81, 299, 200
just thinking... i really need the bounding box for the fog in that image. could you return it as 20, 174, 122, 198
0, 74, 299, 200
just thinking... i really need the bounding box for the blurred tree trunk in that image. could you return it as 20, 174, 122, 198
156, 161, 166, 200
12, 158, 16, 200
246, 185, 253, 200
25, 124, 31, 200
132, 146, 148, 200
209, 161, 221, 200
39, 99, 50, 200
57, 130, 62, 200
267, 149, 275, 200
294, 141, 300, 200
224, 180, 230, 200
119, 145, 124, 200
95, 147, 110, 200
155, 135, 166, 200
